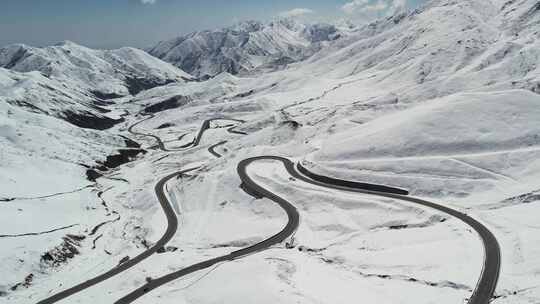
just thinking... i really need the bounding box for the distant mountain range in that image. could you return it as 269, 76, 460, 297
147, 19, 354, 78
0, 41, 192, 129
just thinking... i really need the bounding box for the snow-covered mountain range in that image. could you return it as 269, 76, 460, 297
0, 42, 193, 129
0, 41, 193, 96
2, 0, 540, 303
147, 19, 349, 78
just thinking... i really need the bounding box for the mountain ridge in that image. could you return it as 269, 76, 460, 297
147, 18, 350, 78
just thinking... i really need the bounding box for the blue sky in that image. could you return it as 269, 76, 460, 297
0, 0, 427, 49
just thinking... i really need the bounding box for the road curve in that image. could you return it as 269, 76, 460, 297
36, 167, 198, 304
296, 162, 500, 304
127, 114, 168, 150
208, 140, 228, 158
128, 114, 245, 152
114, 156, 300, 304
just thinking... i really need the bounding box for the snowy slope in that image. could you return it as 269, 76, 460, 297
0, 85, 139, 297
0, 41, 193, 98
0, 67, 125, 129
147, 19, 345, 77
0, 41, 195, 130
309, 90, 540, 197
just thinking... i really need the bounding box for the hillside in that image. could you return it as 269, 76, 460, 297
0, 42, 194, 129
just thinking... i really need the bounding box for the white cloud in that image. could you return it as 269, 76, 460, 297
342, 0, 370, 15
341, 0, 407, 15
278, 8, 315, 18
140, 0, 157, 4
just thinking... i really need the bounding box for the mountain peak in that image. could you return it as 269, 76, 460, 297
148, 19, 347, 77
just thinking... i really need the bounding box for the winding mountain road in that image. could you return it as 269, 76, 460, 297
208, 140, 227, 158
37, 114, 248, 303
37, 113, 238, 303
37, 111, 499, 304
115, 157, 500, 304
128, 114, 245, 152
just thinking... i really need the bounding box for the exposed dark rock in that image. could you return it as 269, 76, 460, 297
91, 234, 103, 250
141, 239, 152, 249
63, 110, 124, 130
90, 104, 112, 113
2, 47, 29, 69
389, 224, 410, 230
233, 89, 255, 99
298, 246, 325, 253
501, 0, 517, 12
529, 1, 540, 13
86, 148, 145, 182
91, 91, 124, 101
10, 274, 33, 291
89, 215, 120, 236
157, 246, 179, 254
197, 74, 213, 81
40, 235, 85, 268
124, 77, 176, 95
157, 123, 175, 129
302, 23, 339, 42
282, 120, 302, 129
99, 149, 146, 169
120, 135, 141, 148
86, 169, 103, 182
502, 191, 540, 204
6, 100, 48, 115
0, 224, 79, 238
143, 95, 190, 113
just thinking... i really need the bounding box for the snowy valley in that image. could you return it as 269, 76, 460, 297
1, 0, 540, 304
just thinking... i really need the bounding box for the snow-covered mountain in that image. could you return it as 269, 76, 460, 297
147, 19, 346, 78
269, 0, 540, 104
0, 67, 125, 129
0, 41, 193, 98
0, 42, 194, 129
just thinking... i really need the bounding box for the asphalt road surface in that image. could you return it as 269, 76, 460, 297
128, 114, 245, 152
208, 140, 228, 158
